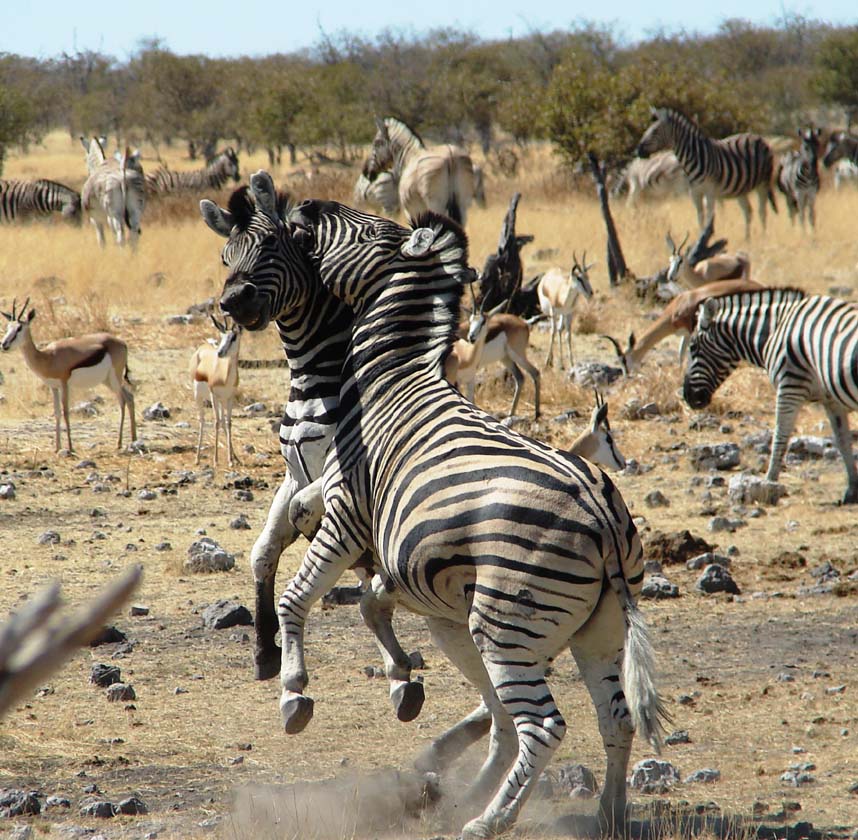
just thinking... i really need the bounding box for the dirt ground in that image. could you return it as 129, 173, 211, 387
0, 134, 857, 839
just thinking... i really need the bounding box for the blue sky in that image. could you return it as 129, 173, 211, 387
4, 0, 855, 59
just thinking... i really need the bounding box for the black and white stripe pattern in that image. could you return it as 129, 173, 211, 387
636, 107, 776, 238
0, 179, 81, 224
684, 287, 858, 503
147, 148, 240, 196
215, 175, 665, 839
822, 131, 858, 170
776, 127, 821, 229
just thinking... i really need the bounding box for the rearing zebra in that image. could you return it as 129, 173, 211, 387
0, 179, 81, 224
146, 147, 240, 196
776, 127, 821, 229
364, 117, 476, 225
212, 172, 665, 839
636, 107, 777, 238
684, 287, 858, 504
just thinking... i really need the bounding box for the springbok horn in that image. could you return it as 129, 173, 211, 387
679, 231, 690, 251
20, 297, 30, 317
600, 334, 625, 358
10, 298, 16, 320
666, 231, 676, 252
487, 300, 507, 316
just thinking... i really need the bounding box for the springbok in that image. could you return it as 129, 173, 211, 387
190, 315, 242, 467
447, 293, 541, 420
79, 136, 146, 248
537, 252, 595, 369
665, 230, 751, 289
568, 392, 626, 470
0, 298, 136, 452
603, 277, 762, 375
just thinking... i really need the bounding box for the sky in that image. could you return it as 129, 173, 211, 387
3, 0, 855, 59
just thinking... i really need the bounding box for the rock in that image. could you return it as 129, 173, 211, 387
687, 552, 731, 571
165, 314, 193, 325
629, 759, 680, 793
229, 514, 251, 530
322, 585, 364, 607
689, 443, 741, 471
554, 763, 598, 798
72, 400, 100, 417
409, 651, 425, 670
128, 440, 147, 455
201, 600, 253, 630
155, 541, 172, 551
685, 768, 721, 783
79, 800, 116, 818
0, 482, 16, 500
90, 664, 121, 688
138, 489, 157, 501
728, 474, 787, 506
644, 490, 670, 508
116, 796, 148, 815
641, 574, 680, 599
621, 399, 660, 420
696, 564, 741, 595
742, 429, 772, 453
645, 530, 713, 565
568, 362, 623, 388
780, 770, 815, 786
45, 795, 71, 808
0, 789, 41, 817
7, 826, 32, 840
234, 489, 254, 502
244, 402, 267, 415
708, 516, 746, 533
185, 537, 236, 573
106, 683, 136, 702
810, 562, 840, 582
130, 604, 150, 616
142, 402, 170, 421
665, 730, 691, 746
38, 530, 61, 545
788, 436, 836, 460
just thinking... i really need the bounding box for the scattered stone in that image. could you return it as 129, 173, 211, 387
689, 443, 740, 471
130, 604, 150, 616
155, 541, 172, 551
810, 562, 841, 583
116, 796, 148, 815
72, 400, 100, 417
687, 552, 731, 571
244, 402, 267, 415
781, 769, 815, 787
696, 564, 741, 595
38, 530, 61, 545
641, 574, 680, 599
7, 826, 32, 840
728, 474, 787, 506
568, 362, 623, 388
234, 489, 254, 502
142, 402, 170, 421
645, 530, 713, 566
76, 459, 97, 469
165, 314, 193, 325
629, 759, 680, 793
0, 483, 16, 500
665, 730, 691, 746
685, 768, 721, 784
185, 537, 236, 573
128, 440, 148, 455
229, 514, 251, 530
79, 800, 116, 818
708, 516, 746, 534
228, 755, 244, 765
777, 672, 796, 682
409, 651, 425, 670
322, 585, 364, 607
46, 795, 71, 809
644, 490, 670, 508
90, 664, 121, 687
201, 600, 253, 630
0, 789, 41, 817
106, 683, 136, 702
788, 436, 836, 460
825, 684, 846, 695
742, 429, 772, 453
554, 763, 598, 798
137, 489, 157, 501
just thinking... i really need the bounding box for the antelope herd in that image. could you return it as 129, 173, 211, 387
2, 110, 858, 838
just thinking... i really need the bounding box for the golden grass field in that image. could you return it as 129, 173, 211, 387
0, 132, 857, 839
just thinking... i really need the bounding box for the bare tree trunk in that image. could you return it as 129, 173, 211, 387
588, 152, 630, 287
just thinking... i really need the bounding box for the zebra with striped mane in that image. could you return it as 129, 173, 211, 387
822, 131, 858, 170
0, 179, 82, 224
364, 116, 476, 225
776, 127, 821, 229
636, 107, 777, 238
146, 147, 240, 196
211, 171, 665, 839
684, 287, 858, 504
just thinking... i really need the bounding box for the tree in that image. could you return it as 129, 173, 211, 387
0, 84, 33, 175
814, 28, 858, 128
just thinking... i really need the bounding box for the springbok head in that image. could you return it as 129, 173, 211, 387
1, 298, 35, 352
465, 281, 504, 344
211, 314, 242, 358
364, 117, 393, 181
571, 251, 595, 298
583, 391, 626, 471
601, 333, 636, 377
665, 230, 690, 283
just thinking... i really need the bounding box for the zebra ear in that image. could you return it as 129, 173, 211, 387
250, 170, 281, 225
401, 227, 437, 258
699, 297, 719, 330
200, 199, 233, 238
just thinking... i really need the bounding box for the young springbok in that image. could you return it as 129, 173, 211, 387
568, 392, 626, 470
190, 315, 242, 467
537, 252, 595, 369
0, 298, 136, 452
603, 277, 762, 375
665, 231, 751, 288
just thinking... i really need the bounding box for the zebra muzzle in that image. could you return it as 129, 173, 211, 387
219, 280, 269, 331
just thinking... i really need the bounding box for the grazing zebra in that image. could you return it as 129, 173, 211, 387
636, 107, 777, 238
614, 150, 690, 206
684, 287, 858, 504
776, 127, 821, 229
364, 117, 476, 225
145, 147, 240, 196
0, 179, 81, 224
79, 136, 146, 248
212, 172, 665, 839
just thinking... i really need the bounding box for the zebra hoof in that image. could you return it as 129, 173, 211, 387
391, 680, 425, 722
254, 646, 281, 681
280, 692, 314, 734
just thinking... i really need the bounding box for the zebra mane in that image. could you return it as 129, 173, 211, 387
385, 117, 425, 150
226, 185, 294, 230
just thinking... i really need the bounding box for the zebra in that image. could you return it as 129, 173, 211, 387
776, 127, 821, 229
823, 131, 858, 172
364, 117, 476, 225
833, 158, 858, 189
614, 150, 690, 206
211, 171, 666, 839
683, 286, 858, 504
0, 179, 82, 224
79, 136, 146, 248
636, 107, 777, 239
145, 147, 240, 196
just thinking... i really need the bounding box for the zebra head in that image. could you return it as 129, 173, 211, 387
200, 174, 312, 332
1, 298, 35, 352
822, 131, 851, 168
635, 107, 674, 158
222, 147, 241, 182
364, 118, 394, 181
798, 127, 821, 165
682, 297, 741, 410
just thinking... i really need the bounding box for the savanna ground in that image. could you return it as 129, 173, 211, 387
0, 133, 857, 840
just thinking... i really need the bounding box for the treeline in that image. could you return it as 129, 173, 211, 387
1, 20, 857, 175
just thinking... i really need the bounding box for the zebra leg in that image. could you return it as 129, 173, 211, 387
823, 405, 858, 504
278, 512, 366, 733
570, 586, 635, 837
502, 359, 524, 418
737, 194, 753, 240
767, 388, 802, 481
757, 183, 769, 231
359, 574, 424, 722
90, 218, 105, 248
413, 701, 492, 774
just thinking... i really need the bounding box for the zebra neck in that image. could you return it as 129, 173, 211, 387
390, 130, 422, 177
669, 115, 713, 177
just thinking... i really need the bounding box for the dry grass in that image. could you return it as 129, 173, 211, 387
0, 132, 857, 839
